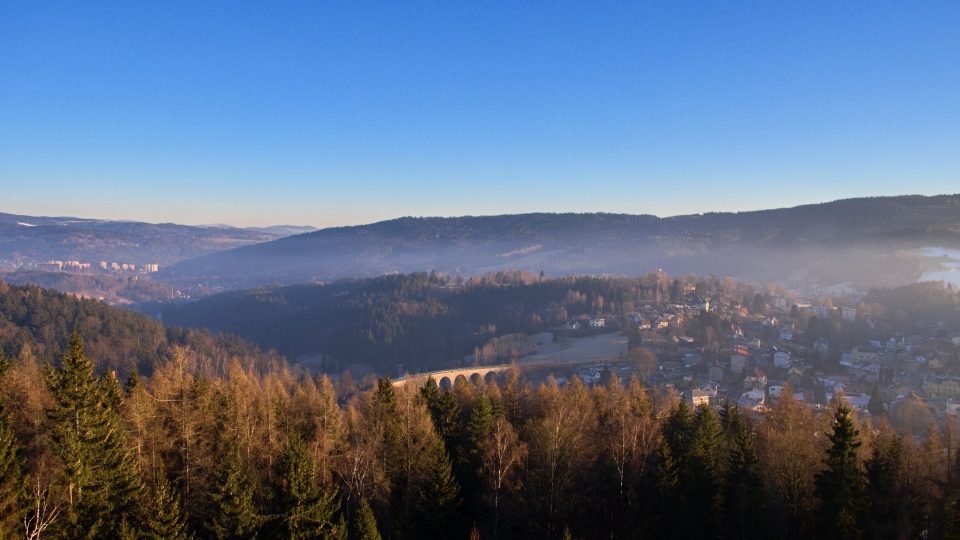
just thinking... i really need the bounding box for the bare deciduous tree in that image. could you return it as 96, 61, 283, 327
23, 474, 61, 540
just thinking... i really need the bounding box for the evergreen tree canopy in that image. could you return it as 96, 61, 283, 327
209, 447, 261, 540
722, 417, 765, 540
814, 404, 865, 540
351, 499, 382, 540
47, 333, 144, 538
273, 435, 343, 540
144, 467, 188, 540
415, 440, 462, 539
0, 416, 26, 539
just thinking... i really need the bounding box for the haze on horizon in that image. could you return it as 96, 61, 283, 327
2, 2, 959, 227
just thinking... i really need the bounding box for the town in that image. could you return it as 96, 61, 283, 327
493, 278, 960, 434
34, 259, 160, 274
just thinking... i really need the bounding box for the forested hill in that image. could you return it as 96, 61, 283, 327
0, 279, 283, 377
159, 271, 744, 373
0, 211, 314, 268
163, 194, 960, 290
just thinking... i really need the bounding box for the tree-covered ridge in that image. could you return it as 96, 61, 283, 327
164, 194, 960, 290
161, 271, 680, 371
0, 210, 302, 269
163, 271, 960, 375
1, 333, 959, 539
0, 280, 283, 377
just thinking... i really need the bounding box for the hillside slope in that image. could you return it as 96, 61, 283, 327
0, 279, 283, 377
0, 211, 314, 268
164, 195, 960, 290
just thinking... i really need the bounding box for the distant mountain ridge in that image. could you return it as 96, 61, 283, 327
0, 211, 313, 268
163, 195, 960, 291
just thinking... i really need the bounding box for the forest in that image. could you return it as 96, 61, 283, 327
1, 331, 960, 539
0, 281, 284, 377
2, 278, 960, 538
159, 271, 760, 373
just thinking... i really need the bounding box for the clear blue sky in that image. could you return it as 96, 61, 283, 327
2, 1, 959, 227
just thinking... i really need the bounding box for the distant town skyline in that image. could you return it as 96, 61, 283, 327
3, 2, 959, 227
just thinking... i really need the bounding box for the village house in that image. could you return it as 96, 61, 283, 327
773, 350, 791, 369
923, 376, 960, 400
689, 387, 711, 408
587, 317, 605, 328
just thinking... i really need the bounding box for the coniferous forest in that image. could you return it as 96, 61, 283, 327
2, 278, 960, 538
1, 331, 960, 539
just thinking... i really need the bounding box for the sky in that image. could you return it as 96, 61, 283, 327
2, 1, 959, 227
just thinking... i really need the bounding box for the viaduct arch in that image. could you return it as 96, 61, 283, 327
392, 364, 512, 388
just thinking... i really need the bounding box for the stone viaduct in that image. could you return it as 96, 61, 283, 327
392, 364, 512, 388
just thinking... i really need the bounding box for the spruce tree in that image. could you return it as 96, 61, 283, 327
209, 447, 261, 540
865, 433, 918, 539
144, 467, 188, 540
722, 421, 764, 540
425, 387, 462, 448
654, 439, 680, 537
814, 404, 866, 540
98, 372, 145, 524
467, 394, 495, 464
274, 435, 343, 539
415, 440, 462, 539
351, 499, 382, 540
685, 405, 723, 535
464, 393, 495, 501
662, 399, 692, 464
47, 333, 143, 537
420, 377, 440, 410
372, 378, 401, 466
0, 417, 26, 539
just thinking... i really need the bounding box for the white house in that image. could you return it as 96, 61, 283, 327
738, 389, 767, 412
773, 351, 791, 369
689, 388, 711, 408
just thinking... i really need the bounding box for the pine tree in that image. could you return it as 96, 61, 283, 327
98, 372, 145, 524
467, 395, 495, 460
144, 467, 188, 540
209, 447, 261, 540
865, 432, 919, 539
420, 377, 440, 410
274, 435, 344, 540
351, 499, 382, 540
415, 440, 462, 539
654, 439, 680, 537
47, 333, 143, 537
722, 421, 764, 540
685, 405, 723, 535
372, 377, 401, 468
814, 404, 866, 540
465, 393, 495, 490
426, 387, 462, 447
0, 416, 26, 539
662, 399, 692, 464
